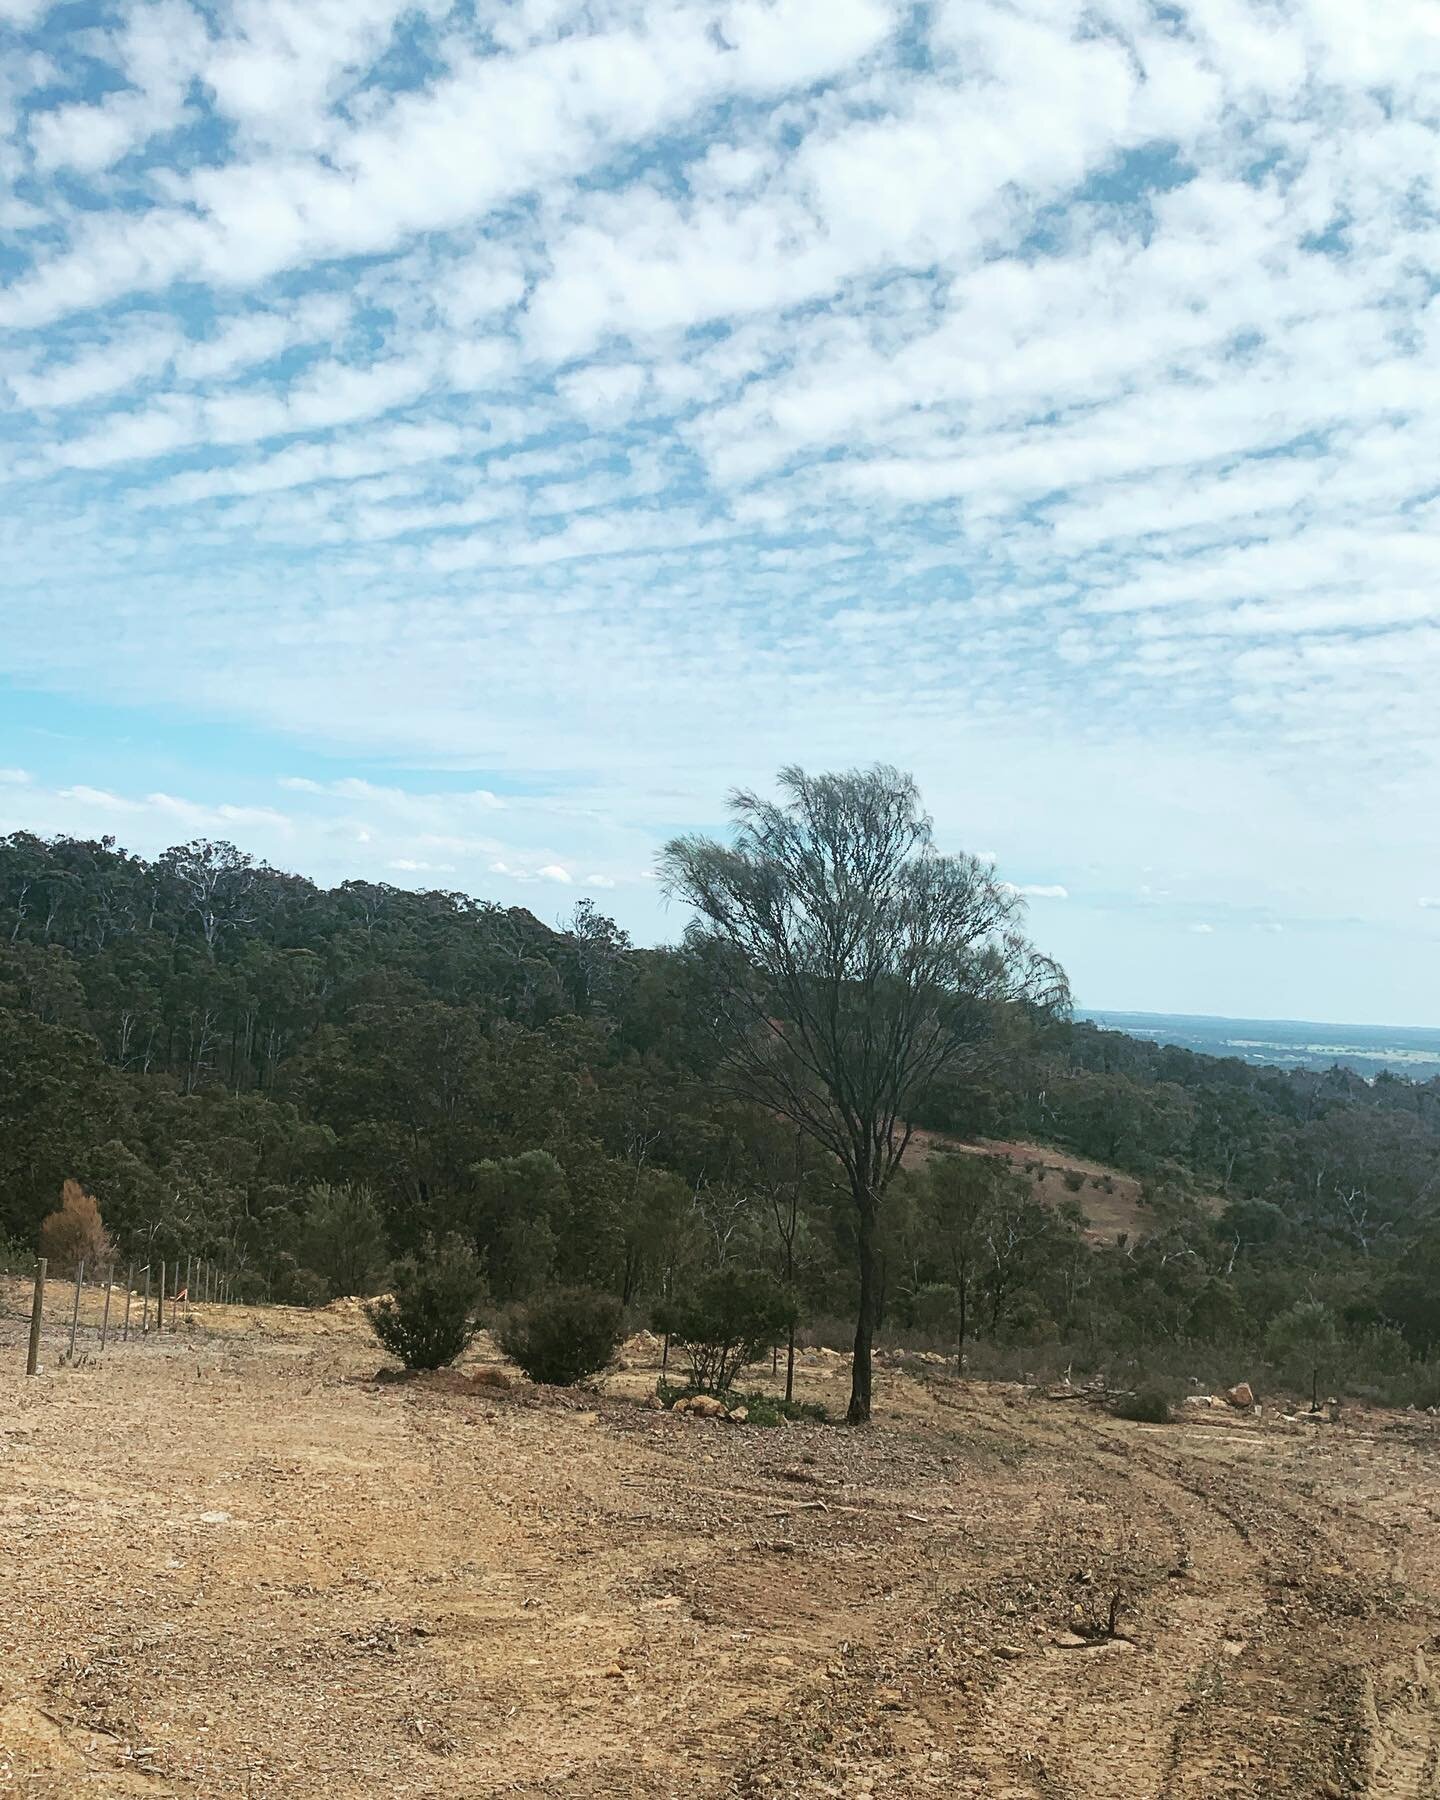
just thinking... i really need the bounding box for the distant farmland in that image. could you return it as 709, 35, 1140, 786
1080, 1010, 1440, 1080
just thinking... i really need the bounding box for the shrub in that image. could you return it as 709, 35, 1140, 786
366, 1235, 486, 1371
655, 1381, 829, 1426
659, 1268, 795, 1396
497, 1286, 625, 1386
1111, 1385, 1174, 1424
37, 1180, 115, 1276
299, 1181, 389, 1300
1265, 1298, 1339, 1396
1062, 1169, 1086, 1193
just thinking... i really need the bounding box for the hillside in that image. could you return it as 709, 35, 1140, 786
905, 1130, 1223, 1247
2, 829, 1439, 1411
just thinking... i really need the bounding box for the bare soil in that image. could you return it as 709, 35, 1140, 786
3, 1284, 1439, 1798
903, 1129, 1219, 1246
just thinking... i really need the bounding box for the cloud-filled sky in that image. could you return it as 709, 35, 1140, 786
1, 0, 1438, 1026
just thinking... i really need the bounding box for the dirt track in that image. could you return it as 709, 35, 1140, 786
2, 1295, 1439, 1798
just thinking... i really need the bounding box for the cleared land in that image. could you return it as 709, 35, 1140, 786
2, 1286, 1439, 1798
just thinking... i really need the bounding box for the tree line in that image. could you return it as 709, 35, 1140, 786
3, 768, 1438, 1417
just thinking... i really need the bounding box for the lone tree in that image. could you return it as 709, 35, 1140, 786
662, 765, 1067, 1424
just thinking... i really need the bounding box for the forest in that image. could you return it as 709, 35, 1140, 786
3, 817, 1439, 1409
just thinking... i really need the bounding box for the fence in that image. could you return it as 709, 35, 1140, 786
14, 1254, 245, 1374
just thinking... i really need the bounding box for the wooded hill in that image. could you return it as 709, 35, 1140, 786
3, 830, 1438, 1398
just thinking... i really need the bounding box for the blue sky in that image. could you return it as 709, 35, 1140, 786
1, 0, 1438, 1026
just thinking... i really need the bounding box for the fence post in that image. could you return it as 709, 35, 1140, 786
26, 1258, 46, 1376
158, 1260, 165, 1335
101, 1265, 114, 1350
142, 1264, 151, 1335
68, 1259, 85, 1362
123, 1264, 134, 1341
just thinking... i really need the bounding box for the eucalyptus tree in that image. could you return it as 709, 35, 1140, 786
662, 764, 1068, 1423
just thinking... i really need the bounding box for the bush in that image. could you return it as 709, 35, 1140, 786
1265, 1298, 1339, 1395
37, 1180, 115, 1276
366, 1235, 486, 1371
655, 1381, 829, 1426
299, 1181, 389, 1300
658, 1268, 795, 1396
497, 1286, 625, 1386
1111, 1385, 1174, 1424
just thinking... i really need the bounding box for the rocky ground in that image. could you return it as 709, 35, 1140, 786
2, 1283, 1438, 1798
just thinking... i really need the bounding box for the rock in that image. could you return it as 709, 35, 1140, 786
1053, 1631, 1089, 1649
603, 1662, 626, 1679
726, 1406, 749, 1424
993, 1644, 1024, 1661
1225, 1381, 1255, 1409
676, 1394, 726, 1418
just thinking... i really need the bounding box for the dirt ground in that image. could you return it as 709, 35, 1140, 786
3, 1284, 1439, 1799
903, 1129, 1217, 1246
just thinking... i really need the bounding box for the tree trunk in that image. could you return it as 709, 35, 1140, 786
956, 1267, 968, 1375
848, 1194, 878, 1425
785, 1320, 796, 1404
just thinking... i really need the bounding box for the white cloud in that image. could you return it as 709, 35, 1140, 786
1, 0, 1439, 1021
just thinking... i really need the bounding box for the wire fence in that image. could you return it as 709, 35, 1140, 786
8, 1255, 246, 1374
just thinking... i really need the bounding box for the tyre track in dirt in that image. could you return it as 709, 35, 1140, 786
5, 1328, 1440, 1799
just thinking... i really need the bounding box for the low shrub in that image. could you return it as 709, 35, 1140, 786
497, 1285, 625, 1386
1111, 1385, 1174, 1424
656, 1268, 794, 1395
655, 1380, 829, 1426
366, 1235, 485, 1371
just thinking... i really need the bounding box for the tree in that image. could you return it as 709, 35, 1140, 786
657, 1267, 794, 1397
662, 765, 1068, 1422
1265, 1298, 1340, 1405
299, 1181, 390, 1298
918, 1152, 1022, 1369
37, 1179, 115, 1275
366, 1235, 486, 1370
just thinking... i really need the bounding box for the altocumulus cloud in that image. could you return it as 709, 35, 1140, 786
0, 0, 1438, 1018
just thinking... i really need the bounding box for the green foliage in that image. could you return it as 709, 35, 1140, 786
1111, 1385, 1174, 1424
299, 1181, 389, 1299
1264, 1299, 1340, 1390
654, 1379, 828, 1425
366, 1236, 486, 1371
657, 1267, 795, 1395
496, 1285, 626, 1386
4, 827, 1440, 1417
730, 1389, 829, 1426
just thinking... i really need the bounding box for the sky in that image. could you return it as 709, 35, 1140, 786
0, 0, 1438, 1028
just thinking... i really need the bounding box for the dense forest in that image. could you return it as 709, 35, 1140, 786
3, 829, 1438, 1403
